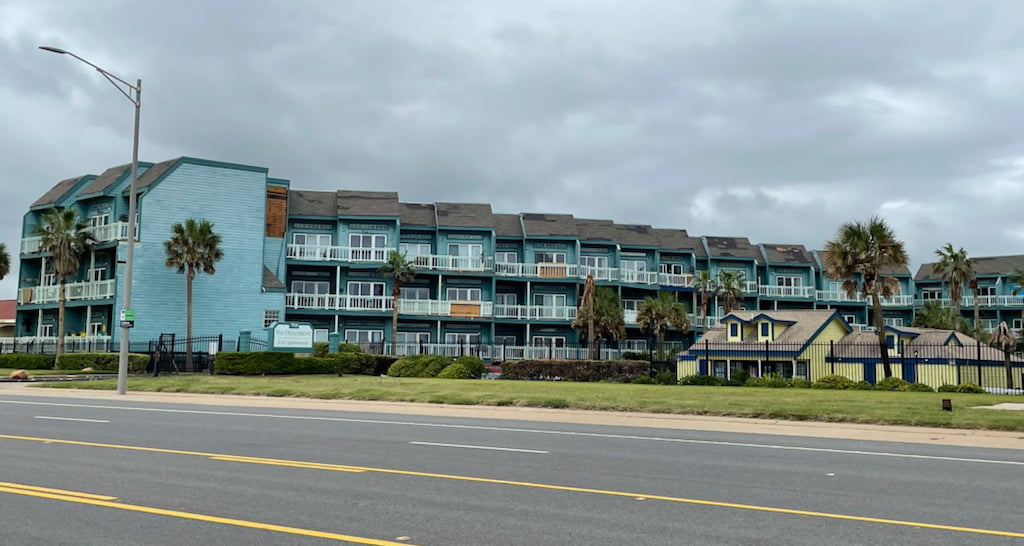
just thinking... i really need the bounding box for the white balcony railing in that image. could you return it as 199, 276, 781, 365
284, 293, 492, 317
658, 273, 694, 288
620, 270, 659, 285
286, 244, 392, 262
962, 295, 1024, 308
20, 237, 42, 254
493, 305, 576, 321
687, 313, 723, 329
409, 254, 494, 272
85, 221, 133, 243
495, 262, 579, 279
743, 281, 759, 294
816, 290, 863, 303
19, 280, 115, 305
878, 295, 914, 307
579, 266, 618, 282
0, 336, 113, 354
759, 285, 814, 298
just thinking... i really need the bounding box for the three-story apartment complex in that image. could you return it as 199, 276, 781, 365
13, 156, 1024, 357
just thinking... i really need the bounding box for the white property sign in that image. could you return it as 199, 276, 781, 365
269, 322, 314, 352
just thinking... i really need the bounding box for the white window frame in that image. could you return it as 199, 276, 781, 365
621, 299, 644, 312
88, 214, 110, 228
39, 323, 54, 337
883, 317, 904, 327
263, 310, 280, 328
495, 293, 517, 306
400, 287, 430, 300
88, 321, 106, 336
291, 280, 330, 294
1014, 318, 1023, 330
535, 251, 566, 264
446, 287, 482, 301
88, 267, 106, 282
495, 251, 518, 264
349, 233, 387, 248
399, 243, 431, 257
396, 332, 430, 344
775, 276, 803, 287
843, 314, 857, 325
621, 260, 647, 272
977, 286, 996, 297
347, 281, 386, 297
293, 233, 332, 246
445, 332, 481, 345
345, 329, 384, 344
532, 336, 565, 348
447, 243, 483, 257
921, 289, 942, 300
660, 263, 685, 275
314, 329, 329, 343
580, 255, 609, 268
42, 273, 56, 286
533, 293, 567, 307
495, 335, 517, 345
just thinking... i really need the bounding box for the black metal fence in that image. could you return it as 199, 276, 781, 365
679, 339, 1024, 394
0, 338, 113, 354
149, 334, 226, 374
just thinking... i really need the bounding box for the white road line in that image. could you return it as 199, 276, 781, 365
33, 416, 110, 423
410, 441, 548, 454
2, 399, 1023, 466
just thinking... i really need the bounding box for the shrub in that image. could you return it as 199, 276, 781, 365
501, 360, 648, 382
678, 374, 725, 386
956, 382, 986, 394
337, 342, 363, 353
731, 369, 751, 385
852, 380, 874, 390
454, 355, 486, 379
621, 351, 649, 361
746, 374, 792, 388
812, 375, 855, 390
908, 382, 934, 393
212, 351, 353, 375
56, 353, 149, 374
654, 370, 676, 385
0, 354, 55, 369
373, 355, 399, 376
937, 384, 958, 393
792, 377, 813, 389
631, 376, 655, 384
875, 377, 911, 392
312, 342, 330, 357
438, 363, 476, 379
387, 354, 454, 378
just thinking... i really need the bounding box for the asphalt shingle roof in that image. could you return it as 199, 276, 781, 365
133, 157, 181, 193
574, 219, 618, 242
704, 236, 760, 260
761, 243, 814, 265
435, 202, 493, 227
399, 203, 436, 227
32, 175, 87, 208
651, 228, 695, 252
692, 310, 844, 347
521, 213, 578, 237
493, 214, 524, 238
336, 190, 400, 217
261, 266, 285, 290
916, 255, 1024, 281
288, 190, 336, 217
79, 164, 131, 196
614, 224, 658, 247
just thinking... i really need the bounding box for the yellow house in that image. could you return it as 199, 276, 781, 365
678, 309, 851, 380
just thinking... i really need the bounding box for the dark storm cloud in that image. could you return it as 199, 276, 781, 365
3, 0, 1024, 297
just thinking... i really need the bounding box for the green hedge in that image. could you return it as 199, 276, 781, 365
500, 360, 648, 382
55, 353, 149, 374
453, 356, 486, 379
0, 354, 55, 369
215, 351, 377, 375
387, 354, 454, 377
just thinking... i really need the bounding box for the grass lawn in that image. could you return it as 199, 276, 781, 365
1, 368, 113, 376
36, 375, 1024, 431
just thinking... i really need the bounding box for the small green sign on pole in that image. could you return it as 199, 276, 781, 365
120, 308, 136, 329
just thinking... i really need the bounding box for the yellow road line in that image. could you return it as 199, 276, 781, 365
211, 455, 366, 472
0, 481, 117, 500
0, 483, 423, 546
4, 433, 1023, 539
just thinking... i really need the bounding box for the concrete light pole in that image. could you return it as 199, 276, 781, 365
40, 46, 140, 395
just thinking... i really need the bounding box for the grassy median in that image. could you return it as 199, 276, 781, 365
34, 374, 1024, 431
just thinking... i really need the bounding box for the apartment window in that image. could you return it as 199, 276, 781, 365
400, 287, 430, 300
533, 293, 567, 307
42, 273, 56, 286
883, 318, 904, 327
1014, 319, 1023, 330
88, 268, 106, 282
445, 332, 480, 345
660, 263, 685, 275
532, 336, 565, 347
495, 293, 517, 306
396, 332, 430, 344
622, 299, 643, 312
88, 214, 110, 228
580, 255, 608, 269
921, 289, 942, 300
293, 233, 332, 246
448, 243, 482, 257
495, 335, 517, 345
495, 251, 518, 264
621, 260, 647, 272
291, 281, 330, 294
345, 330, 383, 344
446, 288, 482, 301
349, 233, 387, 248
314, 329, 329, 343
977, 286, 996, 297
843, 314, 857, 325
729, 323, 739, 338
885, 334, 896, 349
535, 251, 566, 264
39, 323, 54, 337
760, 322, 771, 337
400, 243, 431, 257
776, 276, 803, 287
263, 310, 280, 328
88, 321, 106, 336
347, 281, 386, 297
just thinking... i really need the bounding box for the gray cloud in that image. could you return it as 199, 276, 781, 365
3, 0, 1024, 298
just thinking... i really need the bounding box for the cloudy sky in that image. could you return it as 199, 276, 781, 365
2, 0, 1023, 298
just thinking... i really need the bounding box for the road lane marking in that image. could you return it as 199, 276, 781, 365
2, 399, 1023, 466
34, 416, 110, 423
0, 481, 425, 545
211, 455, 367, 472
0, 481, 117, 500
2, 433, 1022, 539
410, 441, 548, 454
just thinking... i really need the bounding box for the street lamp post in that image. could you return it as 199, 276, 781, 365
40, 46, 140, 395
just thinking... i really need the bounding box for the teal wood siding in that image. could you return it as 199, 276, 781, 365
524, 240, 575, 263
437, 230, 493, 255
116, 162, 283, 343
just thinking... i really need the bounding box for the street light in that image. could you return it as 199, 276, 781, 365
40, 46, 141, 395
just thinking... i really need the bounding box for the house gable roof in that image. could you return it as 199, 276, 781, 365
493, 213, 524, 238
916, 255, 1024, 281
78, 164, 132, 196
761, 243, 813, 265
336, 190, 399, 217
435, 202, 493, 228
288, 190, 336, 217
399, 202, 436, 227
691, 309, 846, 351
521, 213, 578, 237
704, 236, 760, 260
31, 175, 90, 208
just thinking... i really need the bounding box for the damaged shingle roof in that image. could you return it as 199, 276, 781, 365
761, 244, 814, 265
916, 255, 1024, 280
651, 228, 693, 252
521, 213, 578, 237
615, 224, 658, 247
399, 203, 436, 227
336, 190, 400, 216
704, 236, 760, 260
574, 218, 618, 242
493, 214, 524, 238
32, 175, 88, 208
436, 202, 493, 227
288, 190, 336, 217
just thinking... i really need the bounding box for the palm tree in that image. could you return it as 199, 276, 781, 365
36, 208, 93, 360
694, 270, 716, 329
716, 270, 745, 314
637, 291, 689, 360
933, 244, 973, 329
164, 219, 224, 368
0, 242, 9, 280
1009, 268, 1024, 332
578, 275, 596, 359
823, 217, 908, 379
379, 251, 415, 356
989, 321, 1017, 390
912, 301, 959, 330
573, 285, 625, 359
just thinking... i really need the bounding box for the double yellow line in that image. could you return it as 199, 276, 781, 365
3, 433, 1023, 540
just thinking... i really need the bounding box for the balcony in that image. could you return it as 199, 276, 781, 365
658, 273, 694, 288
495, 262, 579, 279
816, 290, 864, 303
579, 266, 618, 282
878, 295, 914, 307
687, 313, 723, 329
759, 285, 814, 298
620, 270, 659, 286
20, 237, 42, 254
18, 279, 115, 305
962, 295, 1024, 308
85, 221, 133, 243
409, 254, 494, 273
743, 281, 759, 294
284, 293, 493, 317
493, 305, 577, 321
285, 244, 391, 263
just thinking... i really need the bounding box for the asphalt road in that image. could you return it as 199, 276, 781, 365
1, 393, 1023, 545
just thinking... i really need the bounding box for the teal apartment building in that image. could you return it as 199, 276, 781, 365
13, 156, 1022, 358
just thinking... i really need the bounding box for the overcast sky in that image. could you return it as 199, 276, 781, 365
2, 0, 1024, 298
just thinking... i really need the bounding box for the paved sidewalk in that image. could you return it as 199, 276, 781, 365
3, 382, 1024, 450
